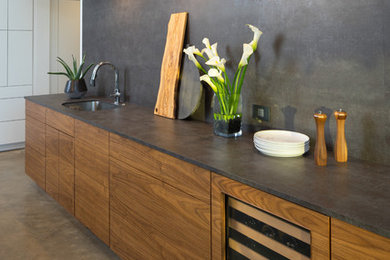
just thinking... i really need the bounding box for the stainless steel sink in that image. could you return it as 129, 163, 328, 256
62, 100, 120, 111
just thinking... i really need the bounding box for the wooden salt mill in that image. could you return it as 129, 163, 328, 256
334, 109, 348, 162
314, 111, 327, 166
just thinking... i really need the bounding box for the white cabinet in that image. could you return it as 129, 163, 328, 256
0, 98, 26, 121
0, 121, 25, 146
0, 0, 7, 30
8, 31, 33, 86
0, 31, 6, 86
8, 0, 33, 30
0, 85, 32, 99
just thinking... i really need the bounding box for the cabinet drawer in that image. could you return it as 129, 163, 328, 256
25, 117, 45, 155
110, 157, 210, 259
331, 218, 390, 259
26, 100, 46, 123
46, 109, 74, 136
25, 145, 45, 190
75, 120, 109, 155
110, 133, 210, 203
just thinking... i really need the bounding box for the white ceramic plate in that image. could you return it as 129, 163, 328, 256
254, 139, 309, 148
254, 143, 309, 157
254, 143, 309, 154
254, 130, 309, 145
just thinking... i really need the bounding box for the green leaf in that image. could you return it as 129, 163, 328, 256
75, 55, 85, 79
72, 55, 78, 76
47, 72, 71, 79
80, 63, 94, 79
56, 57, 75, 79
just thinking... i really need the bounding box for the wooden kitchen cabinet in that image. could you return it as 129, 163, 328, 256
74, 120, 109, 245
212, 173, 330, 260
109, 133, 211, 259
45, 113, 75, 215
331, 218, 390, 259
25, 100, 46, 190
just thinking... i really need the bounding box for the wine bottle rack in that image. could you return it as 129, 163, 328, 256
226, 196, 311, 259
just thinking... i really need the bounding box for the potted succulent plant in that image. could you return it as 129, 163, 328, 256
48, 55, 94, 99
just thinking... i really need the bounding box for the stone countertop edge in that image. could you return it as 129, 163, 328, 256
25, 94, 390, 239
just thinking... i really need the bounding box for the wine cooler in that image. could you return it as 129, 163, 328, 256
226, 196, 311, 260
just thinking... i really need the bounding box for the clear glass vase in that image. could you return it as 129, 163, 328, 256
213, 94, 242, 138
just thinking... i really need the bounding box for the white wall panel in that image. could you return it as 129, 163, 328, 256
0, 85, 32, 99
33, 0, 50, 95
8, 31, 32, 86
0, 120, 25, 144
8, 0, 33, 30
0, 31, 6, 86
0, 98, 25, 121
0, 0, 7, 29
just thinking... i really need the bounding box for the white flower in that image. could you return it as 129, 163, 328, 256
238, 43, 254, 68
206, 56, 226, 72
208, 68, 224, 83
201, 48, 214, 59
201, 38, 218, 59
247, 24, 263, 51
211, 43, 218, 57
202, 38, 211, 49
183, 46, 203, 69
200, 74, 218, 93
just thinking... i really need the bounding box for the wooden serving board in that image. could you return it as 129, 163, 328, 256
154, 12, 188, 119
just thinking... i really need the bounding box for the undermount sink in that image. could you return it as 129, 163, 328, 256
62, 100, 120, 111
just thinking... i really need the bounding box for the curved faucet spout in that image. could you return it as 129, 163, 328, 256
89, 62, 120, 104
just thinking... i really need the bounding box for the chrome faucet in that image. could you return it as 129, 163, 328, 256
90, 62, 121, 104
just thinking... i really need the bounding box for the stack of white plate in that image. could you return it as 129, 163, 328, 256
253, 130, 310, 157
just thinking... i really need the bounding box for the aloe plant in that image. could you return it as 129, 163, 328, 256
48, 55, 94, 80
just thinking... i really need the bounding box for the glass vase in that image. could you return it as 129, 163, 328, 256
213, 94, 242, 138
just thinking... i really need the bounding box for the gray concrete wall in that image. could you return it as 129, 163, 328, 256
83, 0, 390, 164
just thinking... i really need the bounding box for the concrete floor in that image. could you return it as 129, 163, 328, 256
0, 149, 119, 260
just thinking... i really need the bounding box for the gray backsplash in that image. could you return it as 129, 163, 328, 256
83, 0, 390, 165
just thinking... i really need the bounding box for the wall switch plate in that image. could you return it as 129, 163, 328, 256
253, 104, 270, 121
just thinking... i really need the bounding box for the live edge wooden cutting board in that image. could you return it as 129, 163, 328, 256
154, 12, 188, 119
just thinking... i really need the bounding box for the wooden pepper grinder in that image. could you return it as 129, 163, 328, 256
314, 111, 327, 166
334, 109, 348, 162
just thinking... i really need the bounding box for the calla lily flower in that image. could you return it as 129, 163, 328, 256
183, 46, 203, 70
201, 48, 214, 59
206, 56, 226, 72
200, 74, 218, 93
208, 68, 224, 83
202, 38, 211, 49
211, 43, 219, 57
238, 43, 254, 68
202, 38, 218, 59
247, 24, 263, 51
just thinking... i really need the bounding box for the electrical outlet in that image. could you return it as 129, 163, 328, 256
252, 105, 270, 121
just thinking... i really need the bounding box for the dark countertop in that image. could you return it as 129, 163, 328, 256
25, 94, 390, 238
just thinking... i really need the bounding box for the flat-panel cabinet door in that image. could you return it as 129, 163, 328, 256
74, 120, 109, 245
45, 125, 59, 201
331, 218, 390, 259
58, 132, 74, 215
110, 157, 210, 260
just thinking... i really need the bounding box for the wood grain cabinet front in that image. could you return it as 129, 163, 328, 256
45, 120, 75, 215
74, 119, 109, 245
110, 157, 210, 260
25, 100, 46, 190
331, 218, 390, 259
